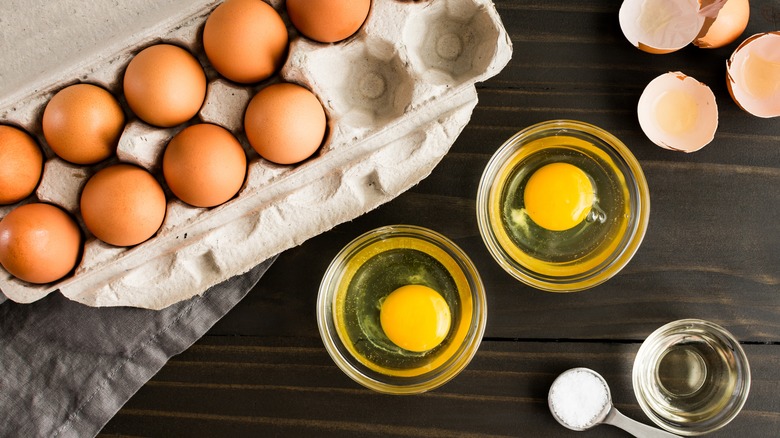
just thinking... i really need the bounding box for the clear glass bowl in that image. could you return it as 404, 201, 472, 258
317, 225, 487, 394
476, 119, 650, 292
633, 319, 751, 436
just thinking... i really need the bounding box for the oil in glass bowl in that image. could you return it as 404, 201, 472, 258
477, 120, 650, 291
317, 225, 486, 394
633, 319, 751, 435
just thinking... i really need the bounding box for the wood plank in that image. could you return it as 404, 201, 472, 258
100, 337, 780, 437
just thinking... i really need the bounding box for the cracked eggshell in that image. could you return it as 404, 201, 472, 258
619, 0, 704, 53
638, 71, 718, 152
726, 32, 780, 118
620, 0, 748, 53
694, 0, 750, 49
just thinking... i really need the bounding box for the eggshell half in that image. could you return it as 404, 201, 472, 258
638, 71, 718, 152
726, 32, 780, 118
694, 0, 750, 49
619, 0, 704, 53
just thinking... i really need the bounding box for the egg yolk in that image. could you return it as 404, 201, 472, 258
523, 162, 595, 231
380, 285, 451, 353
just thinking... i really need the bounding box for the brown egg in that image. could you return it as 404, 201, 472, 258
287, 0, 371, 43
244, 83, 327, 165
163, 124, 247, 207
42, 83, 125, 164
0, 126, 43, 204
0, 203, 81, 284
123, 44, 206, 127
80, 164, 166, 247
203, 0, 288, 84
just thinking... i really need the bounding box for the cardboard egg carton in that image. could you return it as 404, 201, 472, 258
0, 0, 511, 309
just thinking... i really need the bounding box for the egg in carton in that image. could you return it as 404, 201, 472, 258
0, 0, 512, 309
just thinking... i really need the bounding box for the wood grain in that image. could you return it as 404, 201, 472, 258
102, 338, 780, 437
102, 0, 780, 436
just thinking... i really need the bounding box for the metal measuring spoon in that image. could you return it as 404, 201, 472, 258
548, 368, 679, 437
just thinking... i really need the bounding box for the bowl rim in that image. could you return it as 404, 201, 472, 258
475, 119, 650, 292
316, 224, 487, 394
631, 318, 752, 436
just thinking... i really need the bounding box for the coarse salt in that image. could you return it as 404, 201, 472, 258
549, 368, 610, 429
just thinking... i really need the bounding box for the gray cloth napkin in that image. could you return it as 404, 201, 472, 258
0, 256, 276, 438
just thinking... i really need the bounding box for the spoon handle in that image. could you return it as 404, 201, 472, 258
603, 407, 680, 437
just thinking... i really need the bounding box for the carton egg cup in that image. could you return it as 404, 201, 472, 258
0, 0, 511, 310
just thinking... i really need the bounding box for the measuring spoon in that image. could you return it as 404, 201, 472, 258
548, 368, 679, 437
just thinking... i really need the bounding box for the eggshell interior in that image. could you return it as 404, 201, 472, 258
619, 0, 704, 53
638, 72, 719, 152
727, 32, 780, 118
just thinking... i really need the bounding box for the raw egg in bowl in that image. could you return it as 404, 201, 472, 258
317, 225, 486, 394
476, 120, 650, 292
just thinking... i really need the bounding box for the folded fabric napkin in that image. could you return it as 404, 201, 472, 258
0, 257, 275, 438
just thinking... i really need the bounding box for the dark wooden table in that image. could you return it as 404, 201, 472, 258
102, 1, 780, 436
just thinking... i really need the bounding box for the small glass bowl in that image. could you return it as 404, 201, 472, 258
317, 225, 487, 394
476, 119, 650, 292
633, 319, 751, 436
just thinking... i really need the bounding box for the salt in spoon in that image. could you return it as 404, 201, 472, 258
548, 367, 678, 437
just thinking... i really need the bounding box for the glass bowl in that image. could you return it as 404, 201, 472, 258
633, 319, 751, 436
317, 225, 487, 394
476, 119, 650, 292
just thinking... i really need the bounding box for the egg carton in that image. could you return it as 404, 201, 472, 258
0, 0, 511, 309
